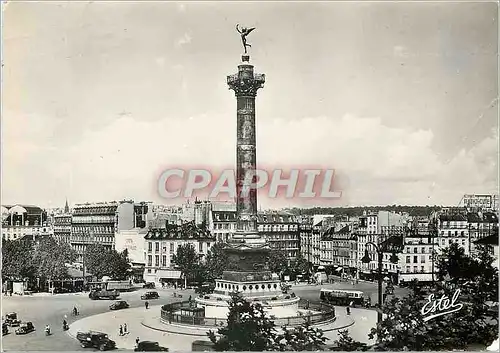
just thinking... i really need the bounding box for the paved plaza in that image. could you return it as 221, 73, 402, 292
2, 282, 384, 351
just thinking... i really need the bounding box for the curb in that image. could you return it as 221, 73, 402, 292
141, 320, 210, 337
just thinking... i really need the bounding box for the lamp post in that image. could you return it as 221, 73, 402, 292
361, 241, 400, 325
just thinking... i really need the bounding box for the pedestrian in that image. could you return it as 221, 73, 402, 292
124, 323, 127, 334
119, 325, 123, 336
188, 295, 192, 302
145, 301, 149, 310
346, 306, 351, 315
136, 337, 140, 347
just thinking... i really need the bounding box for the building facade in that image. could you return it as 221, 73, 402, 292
53, 214, 72, 244
257, 212, 300, 261
70, 200, 151, 262
143, 221, 215, 285
1, 205, 52, 241
209, 202, 237, 243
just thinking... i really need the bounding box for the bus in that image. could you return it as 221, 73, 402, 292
320, 288, 364, 306
88, 280, 133, 292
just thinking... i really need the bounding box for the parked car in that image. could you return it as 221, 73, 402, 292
2, 323, 8, 336
135, 341, 169, 352
15, 322, 35, 335
5, 312, 21, 327
143, 282, 155, 289
76, 331, 116, 351
141, 291, 159, 300
109, 300, 129, 310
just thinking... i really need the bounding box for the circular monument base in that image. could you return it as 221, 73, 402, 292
195, 295, 300, 319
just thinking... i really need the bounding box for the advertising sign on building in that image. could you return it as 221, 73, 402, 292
462, 194, 494, 209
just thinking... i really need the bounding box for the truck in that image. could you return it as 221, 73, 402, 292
105, 280, 133, 292
88, 289, 119, 300
76, 331, 116, 351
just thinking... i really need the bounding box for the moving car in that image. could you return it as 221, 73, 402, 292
109, 300, 129, 310
76, 331, 116, 351
135, 341, 169, 352
5, 312, 21, 327
141, 291, 160, 300
143, 282, 155, 289
15, 322, 35, 335
195, 282, 215, 295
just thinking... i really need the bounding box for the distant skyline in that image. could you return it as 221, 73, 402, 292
2, 1, 498, 209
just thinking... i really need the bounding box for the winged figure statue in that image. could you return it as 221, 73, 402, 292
236, 24, 256, 54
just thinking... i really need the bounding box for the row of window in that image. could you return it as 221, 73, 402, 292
147, 241, 211, 253
406, 255, 428, 264
72, 226, 115, 234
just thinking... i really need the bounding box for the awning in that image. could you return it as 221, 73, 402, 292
336, 267, 342, 272
156, 269, 182, 279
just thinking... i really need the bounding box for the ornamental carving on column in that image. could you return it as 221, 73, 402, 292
227, 75, 265, 97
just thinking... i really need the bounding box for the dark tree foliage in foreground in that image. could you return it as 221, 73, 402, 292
366, 243, 498, 351
208, 293, 328, 351
336, 242, 498, 351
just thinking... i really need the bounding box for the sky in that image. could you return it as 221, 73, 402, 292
2, 1, 498, 209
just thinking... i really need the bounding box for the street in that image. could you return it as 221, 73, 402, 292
2, 281, 403, 351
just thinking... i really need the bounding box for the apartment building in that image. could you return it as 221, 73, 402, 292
257, 212, 300, 261
1, 205, 52, 241
143, 221, 215, 285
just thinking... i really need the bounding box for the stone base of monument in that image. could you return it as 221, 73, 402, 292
195, 294, 301, 319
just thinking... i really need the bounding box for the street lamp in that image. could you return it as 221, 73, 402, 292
361, 241, 400, 325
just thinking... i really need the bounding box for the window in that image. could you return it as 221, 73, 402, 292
421, 266, 425, 272
147, 255, 152, 266
413, 248, 417, 253
199, 243, 203, 252
406, 266, 410, 273
155, 255, 159, 267
413, 266, 418, 273
406, 256, 410, 264
162, 255, 167, 267
148, 242, 152, 252
413, 256, 418, 263
170, 243, 174, 253
155, 242, 159, 252
421, 256, 426, 263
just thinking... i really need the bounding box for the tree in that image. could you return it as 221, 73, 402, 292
84, 244, 112, 279
368, 243, 499, 351
207, 293, 278, 351
33, 237, 77, 286
290, 252, 309, 275
267, 250, 289, 274
84, 244, 130, 280
172, 243, 200, 288
274, 322, 328, 351
204, 242, 228, 280
208, 293, 330, 351
333, 329, 368, 351
1, 239, 37, 280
